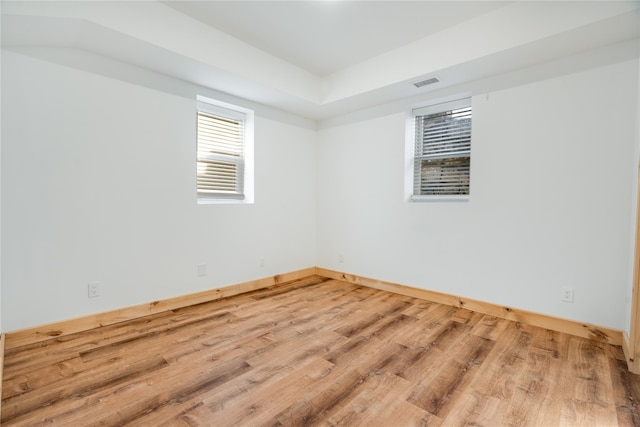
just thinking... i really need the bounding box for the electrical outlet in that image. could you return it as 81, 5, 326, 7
88, 282, 100, 298
338, 254, 344, 263
197, 264, 207, 277
561, 287, 574, 303
260, 258, 265, 268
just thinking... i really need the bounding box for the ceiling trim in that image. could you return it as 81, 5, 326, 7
2, 1, 638, 120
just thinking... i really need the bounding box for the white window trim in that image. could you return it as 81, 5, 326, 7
405, 96, 472, 203
196, 95, 254, 205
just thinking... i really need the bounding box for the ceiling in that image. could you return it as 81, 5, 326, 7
163, 1, 510, 77
2, 1, 639, 121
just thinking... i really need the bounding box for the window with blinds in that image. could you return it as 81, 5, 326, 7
412, 98, 472, 198
197, 100, 247, 201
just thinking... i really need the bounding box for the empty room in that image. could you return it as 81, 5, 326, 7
2, 0, 640, 425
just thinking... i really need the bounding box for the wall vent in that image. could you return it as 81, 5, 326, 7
413, 77, 440, 88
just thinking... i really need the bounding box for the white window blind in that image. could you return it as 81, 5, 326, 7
413, 98, 472, 197
197, 102, 246, 200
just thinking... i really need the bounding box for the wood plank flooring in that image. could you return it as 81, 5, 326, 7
2, 276, 640, 426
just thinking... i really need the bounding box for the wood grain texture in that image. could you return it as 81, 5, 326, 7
4, 267, 315, 350
4, 267, 622, 352
0, 333, 4, 422
317, 267, 623, 346
2, 276, 639, 426
627, 165, 640, 374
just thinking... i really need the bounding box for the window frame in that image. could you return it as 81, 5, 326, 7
196, 95, 254, 205
406, 97, 472, 202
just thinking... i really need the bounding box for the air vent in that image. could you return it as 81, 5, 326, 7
413, 77, 440, 88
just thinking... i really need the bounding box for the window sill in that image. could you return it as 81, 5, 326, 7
410, 195, 470, 203
197, 198, 252, 205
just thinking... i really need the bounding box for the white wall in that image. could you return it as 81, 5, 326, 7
317, 59, 639, 330
1, 49, 317, 331
2, 47, 638, 334
0, 46, 2, 334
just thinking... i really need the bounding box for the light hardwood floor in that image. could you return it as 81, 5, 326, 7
2, 276, 640, 426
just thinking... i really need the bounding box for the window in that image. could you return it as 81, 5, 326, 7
411, 98, 472, 200
196, 96, 253, 203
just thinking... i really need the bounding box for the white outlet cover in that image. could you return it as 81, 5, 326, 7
88, 282, 100, 298
561, 287, 574, 303
197, 264, 207, 277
